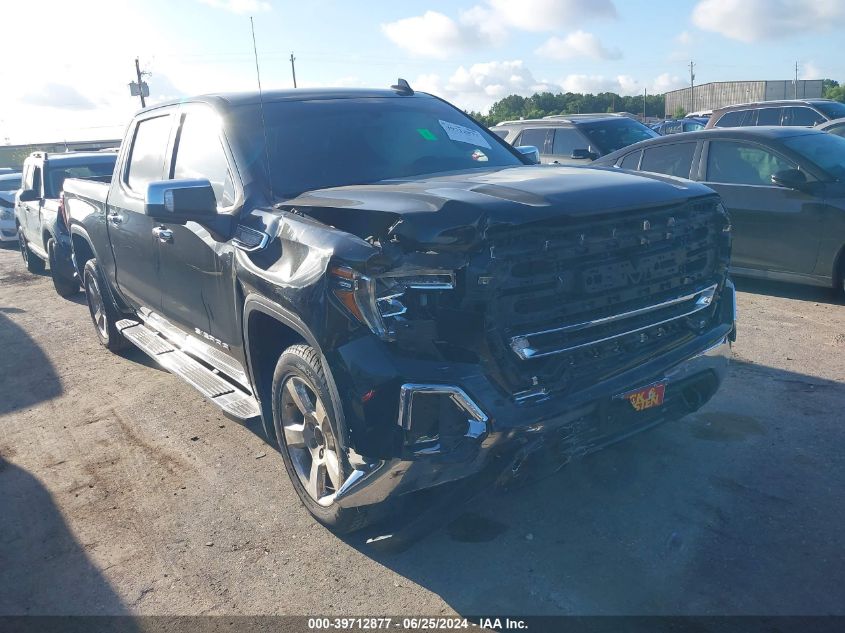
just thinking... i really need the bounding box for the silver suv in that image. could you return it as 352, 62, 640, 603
491, 114, 658, 165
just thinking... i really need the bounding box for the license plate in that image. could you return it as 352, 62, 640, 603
622, 383, 666, 412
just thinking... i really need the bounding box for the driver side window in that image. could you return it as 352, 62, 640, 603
172, 112, 236, 208
706, 141, 797, 186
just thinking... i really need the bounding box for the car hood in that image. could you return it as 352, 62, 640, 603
277, 165, 718, 251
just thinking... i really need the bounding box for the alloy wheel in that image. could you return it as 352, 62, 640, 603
280, 375, 344, 506
86, 274, 109, 340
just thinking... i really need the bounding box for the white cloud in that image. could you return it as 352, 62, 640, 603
692, 0, 845, 42
488, 0, 616, 31
198, 0, 271, 14
382, 0, 617, 57
22, 84, 96, 111
800, 61, 821, 79
675, 30, 693, 46
536, 31, 621, 60
380, 10, 499, 59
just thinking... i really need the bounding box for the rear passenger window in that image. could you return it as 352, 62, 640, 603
619, 150, 641, 170
714, 110, 747, 128
517, 128, 551, 154
126, 115, 172, 193
173, 112, 236, 207
639, 143, 696, 178
755, 108, 781, 126
782, 107, 825, 126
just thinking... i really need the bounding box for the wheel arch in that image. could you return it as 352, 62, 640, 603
242, 295, 348, 446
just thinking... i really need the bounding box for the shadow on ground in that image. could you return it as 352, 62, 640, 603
0, 457, 135, 620
0, 312, 62, 416
344, 359, 845, 616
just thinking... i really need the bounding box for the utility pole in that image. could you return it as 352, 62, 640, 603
794, 61, 799, 98
643, 88, 647, 122
135, 58, 147, 108
290, 52, 297, 88
688, 60, 695, 114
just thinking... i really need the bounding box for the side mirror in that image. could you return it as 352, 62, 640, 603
771, 169, 807, 190
145, 179, 217, 222
18, 189, 40, 202
515, 145, 540, 165
570, 148, 596, 160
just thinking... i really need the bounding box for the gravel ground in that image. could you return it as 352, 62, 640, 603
1, 241, 844, 617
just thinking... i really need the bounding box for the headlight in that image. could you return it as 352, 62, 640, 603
330, 265, 455, 339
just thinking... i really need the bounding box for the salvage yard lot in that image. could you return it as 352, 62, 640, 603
1, 241, 844, 616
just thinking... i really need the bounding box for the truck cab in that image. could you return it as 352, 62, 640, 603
16, 151, 116, 296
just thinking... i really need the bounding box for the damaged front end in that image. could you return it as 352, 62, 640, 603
314, 192, 735, 510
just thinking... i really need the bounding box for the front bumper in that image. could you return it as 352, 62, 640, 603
333, 280, 737, 508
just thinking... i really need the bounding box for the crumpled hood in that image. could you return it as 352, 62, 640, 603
278, 165, 718, 250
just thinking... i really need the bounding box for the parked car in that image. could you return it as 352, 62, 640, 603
0, 172, 22, 243
490, 114, 658, 165
15, 151, 116, 296
594, 127, 845, 291
652, 118, 707, 135
63, 85, 735, 533
817, 117, 845, 138
705, 99, 845, 129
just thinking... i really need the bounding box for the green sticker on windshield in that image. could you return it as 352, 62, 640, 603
417, 128, 438, 141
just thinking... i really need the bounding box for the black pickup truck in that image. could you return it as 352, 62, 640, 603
64, 85, 736, 532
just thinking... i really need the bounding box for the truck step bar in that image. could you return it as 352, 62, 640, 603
116, 319, 261, 421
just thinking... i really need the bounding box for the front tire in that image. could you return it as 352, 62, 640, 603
48, 238, 80, 297
83, 259, 128, 352
272, 344, 375, 533
19, 231, 45, 274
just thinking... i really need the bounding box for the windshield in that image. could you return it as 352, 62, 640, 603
782, 132, 845, 181
577, 118, 659, 155
229, 96, 523, 198
813, 101, 845, 120
45, 158, 116, 198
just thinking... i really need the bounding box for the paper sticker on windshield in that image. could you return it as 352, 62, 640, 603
438, 120, 491, 149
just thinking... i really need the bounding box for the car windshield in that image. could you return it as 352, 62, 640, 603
782, 132, 845, 181
813, 101, 845, 120
229, 96, 523, 198
577, 118, 659, 154
44, 159, 116, 198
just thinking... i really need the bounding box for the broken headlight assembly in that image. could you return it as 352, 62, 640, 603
330, 265, 455, 339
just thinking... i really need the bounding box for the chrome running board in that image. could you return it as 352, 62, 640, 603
116, 319, 260, 421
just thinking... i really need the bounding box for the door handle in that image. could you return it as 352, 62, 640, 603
107, 212, 123, 225
153, 227, 173, 243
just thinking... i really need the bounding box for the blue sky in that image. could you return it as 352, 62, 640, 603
1, 0, 843, 143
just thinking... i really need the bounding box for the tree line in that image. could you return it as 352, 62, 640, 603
470, 79, 845, 128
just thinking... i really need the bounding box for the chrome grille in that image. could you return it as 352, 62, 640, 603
481, 199, 729, 397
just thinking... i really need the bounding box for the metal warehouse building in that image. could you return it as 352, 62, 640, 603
664, 80, 823, 115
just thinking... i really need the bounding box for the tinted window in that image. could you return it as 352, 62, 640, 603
683, 120, 704, 132
640, 143, 696, 178
173, 112, 236, 207
27, 166, 42, 196
0, 175, 21, 192
813, 101, 845, 120
825, 123, 845, 138
577, 118, 658, 155
755, 108, 781, 126
782, 132, 845, 180
714, 110, 747, 128
126, 115, 172, 193
45, 159, 116, 198
783, 107, 825, 126
230, 97, 523, 198
490, 129, 509, 139
619, 150, 641, 169
551, 128, 584, 156
518, 128, 551, 154
706, 141, 797, 185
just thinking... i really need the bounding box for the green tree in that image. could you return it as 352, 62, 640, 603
822, 79, 845, 102
673, 105, 687, 119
